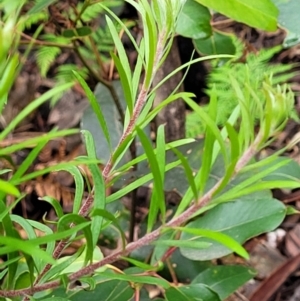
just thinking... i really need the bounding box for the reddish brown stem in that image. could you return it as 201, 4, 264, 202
0, 137, 260, 298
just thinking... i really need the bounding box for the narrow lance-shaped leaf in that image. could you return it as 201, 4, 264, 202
213, 123, 240, 195
81, 130, 106, 250
57, 214, 93, 264
106, 17, 133, 114
0, 129, 79, 157
216, 158, 293, 203
0, 194, 19, 288
151, 239, 211, 249
26, 219, 55, 272
116, 138, 194, 174
0, 236, 55, 264
57, 166, 84, 214
11, 137, 50, 181
0, 82, 73, 140
40, 197, 64, 219
170, 147, 198, 201
185, 97, 229, 167
40, 246, 84, 283
0, 179, 20, 197
12, 158, 100, 185
73, 71, 111, 150
199, 86, 218, 196
11, 216, 36, 285
136, 127, 166, 232
110, 52, 134, 115
127, 0, 157, 88
107, 160, 180, 203
91, 209, 126, 250
175, 227, 249, 259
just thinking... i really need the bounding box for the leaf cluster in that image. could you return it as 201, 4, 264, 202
0, 1, 300, 301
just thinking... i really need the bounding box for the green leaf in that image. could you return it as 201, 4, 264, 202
0, 196, 19, 287
81, 81, 150, 165
175, 227, 249, 259
180, 198, 286, 260
120, 256, 161, 272
40, 247, 84, 283
11, 137, 49, 181
57, 214, 93, 264
195, 0, 278, 31
73, 71, 111, 151
40, 197, 64, 219
152, 239, 211, 249
28, 0, 58, 14
42, 297, 71, 301
81, 130, 106, 249
91, 209, 126, 249
274, 0, 300, 47
12, 157, 99, 185
136, 127, 166, 231
106, 17, 133, 113
58, 166, 84, 214
194, 31, 236, 56
183, 98, 229, 165
0, 129, 78, 157
0, 179, 20, 196
49, 278, 134, 301
176, 0, 212, 39
36, 46, 61, 77
100, 272, 170, 289
170, 147, 198, 201
107, 160, 181, 203
26, 219, 54, 272
110, 52, 134, 115
165, 284, 220, 301
54, 246, 104, 275
147, 125, 167, 231
0, 83, 73, 140
0, 236, 55, 264
158, 249, 212, 283
198, 88, 218, 195
62, 26, 92, 38
192, 266, 256, 299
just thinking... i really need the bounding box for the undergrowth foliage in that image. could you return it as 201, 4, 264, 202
0, 0, 300, 300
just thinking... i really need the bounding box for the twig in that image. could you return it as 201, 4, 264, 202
20, 32, 74, 49
0, 134, 261, 298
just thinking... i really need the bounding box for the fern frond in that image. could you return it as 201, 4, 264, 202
204, 46, 297, 126
42, 34, 70, 44
36, 46, 61, 77
186, 111, 205, 138
18, 11, 48, 31
79, 1, 123, 22
55, 64, 88, 83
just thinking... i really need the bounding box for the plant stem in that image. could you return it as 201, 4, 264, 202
20, 32, 74, 49
0, 136, 260, 298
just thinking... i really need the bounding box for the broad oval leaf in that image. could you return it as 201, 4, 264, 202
180, 198, 286, 260
194, 31, 236, 56
176, 0, 212, 39
192, 265, 256, 299
274, 0, 300, 47
195, 0, 278, 31
41, 278, 134, 301
165, 283, 220, 301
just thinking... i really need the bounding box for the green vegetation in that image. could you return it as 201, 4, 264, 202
0, 0, 300, 300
